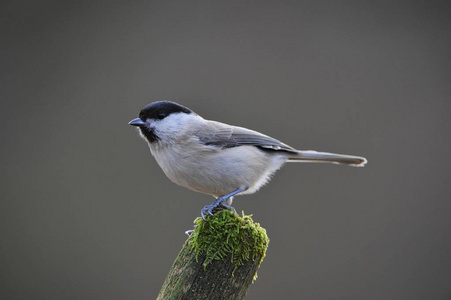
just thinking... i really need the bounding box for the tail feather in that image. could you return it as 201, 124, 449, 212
288, 150, 367, 167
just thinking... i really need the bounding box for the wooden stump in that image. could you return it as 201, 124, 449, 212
158, 209, 269, 300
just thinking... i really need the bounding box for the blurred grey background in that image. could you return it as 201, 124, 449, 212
1, 1, 451, 299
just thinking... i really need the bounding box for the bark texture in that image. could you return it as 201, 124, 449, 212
158, 210, 269, 300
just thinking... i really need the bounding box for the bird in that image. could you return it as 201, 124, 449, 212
129, 100, 367, 220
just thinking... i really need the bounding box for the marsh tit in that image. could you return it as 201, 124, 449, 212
129, 101, 367, 219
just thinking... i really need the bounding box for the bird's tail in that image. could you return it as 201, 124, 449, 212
288, 150, 367, 167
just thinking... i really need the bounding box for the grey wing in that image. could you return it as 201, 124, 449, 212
197, 121, 298, 154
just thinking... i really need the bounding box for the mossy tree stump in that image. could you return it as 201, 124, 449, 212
158, 209, 269, 300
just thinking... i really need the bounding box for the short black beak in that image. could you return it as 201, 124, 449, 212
128, 118, 146, 127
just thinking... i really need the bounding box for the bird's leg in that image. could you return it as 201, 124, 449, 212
201, 186, 247, 220
219, 196, 234, 211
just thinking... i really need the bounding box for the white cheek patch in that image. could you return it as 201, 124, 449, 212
153, 113, 201, 139
159, 113, 190, 128
144, 118, 155, 129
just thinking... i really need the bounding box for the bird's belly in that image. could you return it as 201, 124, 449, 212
152, 145, 286, 197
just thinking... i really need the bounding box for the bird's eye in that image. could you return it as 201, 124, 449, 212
157, 113, 166, 120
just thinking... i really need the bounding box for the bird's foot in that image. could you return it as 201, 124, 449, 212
200, 187, 246, 221
201, 196, 235, 221
220, 202, 236, 213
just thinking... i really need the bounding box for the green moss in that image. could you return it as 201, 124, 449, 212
188, 209, 269, 281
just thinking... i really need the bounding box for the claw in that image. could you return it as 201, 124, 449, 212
220, 202, 236, 212
200, 187, 247, 221
201, 204, 216, 221
201, 200, 237, 220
